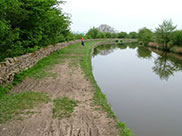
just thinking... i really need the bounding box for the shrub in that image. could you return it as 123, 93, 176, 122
170, 30, 182, 47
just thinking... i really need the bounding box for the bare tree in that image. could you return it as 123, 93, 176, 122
98, 24, 116, 33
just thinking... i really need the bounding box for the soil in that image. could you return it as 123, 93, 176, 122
0, 59, 120, 136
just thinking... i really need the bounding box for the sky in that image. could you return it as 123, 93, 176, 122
62, 0, 182, 33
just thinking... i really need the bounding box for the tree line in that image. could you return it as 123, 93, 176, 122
0, 0, 71, 61
84, 27, 138, 39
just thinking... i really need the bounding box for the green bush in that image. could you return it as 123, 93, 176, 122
0, 0, 71, 62
115, 40, 119, 43
170, 30, 182, 47
117, 32, 128, 38
138, 27, 153, 45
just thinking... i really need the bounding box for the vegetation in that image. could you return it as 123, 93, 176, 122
86, 26, 137, 39
138, 27, 153, 45
53, 97, 77, 119
128, 32, 138, 39
155, 19, 176, 50
0, 0, 71, 61
137, 19, 182, 54
0, 91, 50, 123
0, 46, 66, 99
170, 30, 182, 47
118, 32, 128, 38
98, 24, 116, 33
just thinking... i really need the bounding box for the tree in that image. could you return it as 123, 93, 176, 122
128, 31, 138, 39
170, 30, 182, 47
97, 32, 106, 39
86, 27, 100, 39
0, 0, 71, 61
138, 27, 153, 45
155, 19, 176, 50
117, 32, 128, 38
105, 32, 112, 38
98, 24, 116, 33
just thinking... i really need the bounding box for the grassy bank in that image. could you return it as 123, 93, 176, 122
0, 40, 134, 135
148, 42, 182, 54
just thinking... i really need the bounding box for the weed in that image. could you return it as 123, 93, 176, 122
0, 85, 12, 99
53, 97, 77, 119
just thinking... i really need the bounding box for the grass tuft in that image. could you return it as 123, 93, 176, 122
0, 91, 50, 123
53, 97, 77, 119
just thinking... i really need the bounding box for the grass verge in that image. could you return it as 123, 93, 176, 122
53, 97, 77, 120
0, 91, 50, 123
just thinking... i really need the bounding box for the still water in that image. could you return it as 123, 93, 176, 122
92, 44, 182, 136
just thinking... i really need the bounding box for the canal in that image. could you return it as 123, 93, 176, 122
92, 43, 182, 136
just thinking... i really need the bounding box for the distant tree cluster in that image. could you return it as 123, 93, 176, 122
138, 19, 182, 50
86, 25, 139, 39
0, 0, 71, 61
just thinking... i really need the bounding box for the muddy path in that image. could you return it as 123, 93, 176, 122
0, 42, 120, 136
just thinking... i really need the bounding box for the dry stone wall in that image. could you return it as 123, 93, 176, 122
0, 40, 88, 84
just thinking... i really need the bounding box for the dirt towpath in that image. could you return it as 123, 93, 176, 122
0, 41, 120, 136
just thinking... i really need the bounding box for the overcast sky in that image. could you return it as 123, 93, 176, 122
62, 0, 182, 33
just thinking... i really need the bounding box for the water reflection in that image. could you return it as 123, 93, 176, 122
94, 44, 182, 81
127, 43, 138, 49
93, 43, 137, 57
137, 46, 152, 59
150, 48, 182, 80
92, 44, 182, 136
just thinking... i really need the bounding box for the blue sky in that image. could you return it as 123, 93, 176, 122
62, 0, 182, 33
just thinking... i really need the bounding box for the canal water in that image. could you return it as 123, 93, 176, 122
92, 44, 182, 136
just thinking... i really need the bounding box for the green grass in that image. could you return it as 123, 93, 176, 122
0, 85, 12, 99
53, 97, 77, 119
12, 53, 66, 86
0, 91, 50, 123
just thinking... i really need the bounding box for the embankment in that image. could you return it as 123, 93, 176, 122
148, 42, 182, 54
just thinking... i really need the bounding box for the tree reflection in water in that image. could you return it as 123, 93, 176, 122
137, 46, 152, 59
93, 44, 182, 81
93, 44, 127, 57
151, 50, 182, 81
153, 54, 176, 80
93, 43, 136, 57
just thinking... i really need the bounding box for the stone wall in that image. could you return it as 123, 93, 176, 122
0, 39, 133, 84
0, 40, 86, 84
